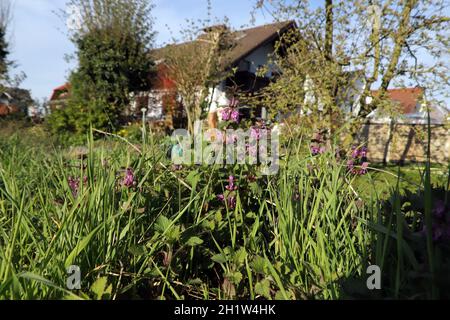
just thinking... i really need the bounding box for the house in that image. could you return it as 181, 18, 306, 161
0, 88, 33, 117
49, 83, 71, 111
135, 21, 297, 128
367, 87, 448, 124
357, 87, 449, 164
49, 21, 298, 127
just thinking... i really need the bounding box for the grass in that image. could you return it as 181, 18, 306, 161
0, 119, 448, 300
353, 163, 448, 201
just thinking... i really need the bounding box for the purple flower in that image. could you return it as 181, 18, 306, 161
433, 223, 444, 241
359, 162, 370, 175
221, 107, 240, 123
360, 147, 368, 158
351, 147, 360, 159
424, 222, 450, 242
227, 196, 237, 210
226, 175, 238, 191
347, 160, 355, 171
221, 108, 231, 121
311, 145, 326, 156
351, 146, 368, 160
433, 200, 446, 219
217, 194, 237, 210
311, 146, 320, 156
347, 146, 369, 175
122, 168, 136, 188
68, 177, 80, 197
231, 110, 240, 123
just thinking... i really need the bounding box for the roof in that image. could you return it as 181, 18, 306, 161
151, 20, 297, 71
368, 87, 449, 124
371, 87, 424, 114
50, 83, 71, 101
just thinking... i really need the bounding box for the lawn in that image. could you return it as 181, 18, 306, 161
0, 120, 449, 300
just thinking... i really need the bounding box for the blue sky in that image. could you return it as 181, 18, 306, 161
9, 0, 271, 101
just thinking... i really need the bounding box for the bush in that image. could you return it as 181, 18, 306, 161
47, 98, 120, 144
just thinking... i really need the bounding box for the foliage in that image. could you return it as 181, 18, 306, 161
1, 122, 447, 300
0, 25, 8, 81
0, 0, 11, 84
251, 0, 450, 133
47, 0, 156, 136
160, 4, 235, 133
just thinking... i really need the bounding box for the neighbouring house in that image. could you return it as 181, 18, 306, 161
358, 87, 449, 164
0, 87, 34, 118
50, 21, 297, 129
49, 83, 71, 111
367, 87, 448, 124
134, 21, 298, 128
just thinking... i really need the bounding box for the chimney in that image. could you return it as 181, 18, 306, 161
202, 24, 229, 34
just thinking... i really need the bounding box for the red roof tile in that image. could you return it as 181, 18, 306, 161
371, 87, 424, 114
50, 83, 71, 101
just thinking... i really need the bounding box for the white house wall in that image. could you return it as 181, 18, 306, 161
237, 43, 276, 77
208, 43, 276, 114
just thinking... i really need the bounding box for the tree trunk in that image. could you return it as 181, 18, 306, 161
362, 0, 417, 117
325, 0, 334, 61
324, 0, 336, 138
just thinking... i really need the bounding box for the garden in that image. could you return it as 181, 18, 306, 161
0, 119, 448, 300
0, 0, 449, 301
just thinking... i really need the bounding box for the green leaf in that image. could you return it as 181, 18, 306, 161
119, 223, 130, 241
166, 225, 181, 242
233, 247, 248, 267
186, 236, 204, 247
154, 216, 171, 234
186, 170, 200, 189
226, 271, 243, 285
275, 290, 291, 300
129, 245, 146, 256
215, 211, 223, 222
212, 253, 228, 264
65, 224, 103, 268
90, 277, 112, 300
251, 256, 267, 275
255, 279, 271, 299
18, 272, 83, 300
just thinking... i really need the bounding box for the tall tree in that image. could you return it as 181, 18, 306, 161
252, 0, 449, 129
0, 0, 11, 86
49, 0, 156, 136
161, 22, 235, 134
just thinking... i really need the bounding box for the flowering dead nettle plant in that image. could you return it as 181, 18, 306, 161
121, 168, 137, 188
170, 120, 280, 175
67, 176, 88, 197
217, 175, 239, 210
347, 146, 369, 175
310, 130, 328, 156
220, 99, 240, 124
421, 200, 450, 242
